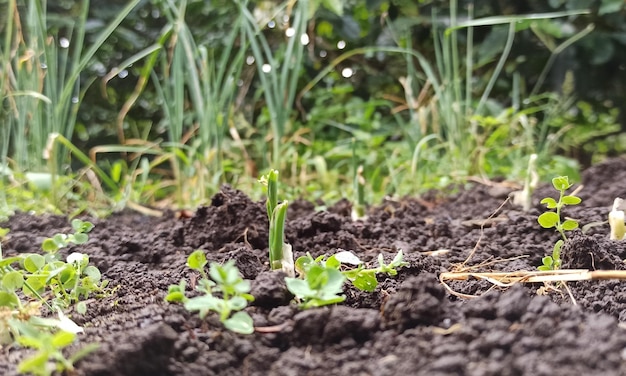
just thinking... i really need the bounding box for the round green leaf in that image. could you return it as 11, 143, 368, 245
73, 233, 89, 244
83, 266, 101, 282
0, 291, 19, 307
52, 330, 76, 348
562, 195, 582, 205
351, 272, 377, 292
537, 212, 559, 228
2, 270, 24, 291
187, 250, 207, 271
223, 311, 254, 334
552, 176, 571, 191
76, 301, 88, 315
42, 238, 59, 252
24, 254, 46, 273
562, 219, 579, 231
540, 197, 558, 209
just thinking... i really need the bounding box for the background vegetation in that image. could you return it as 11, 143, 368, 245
1, 0, 625, 218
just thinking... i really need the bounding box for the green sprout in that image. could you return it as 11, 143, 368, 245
286, 250, 408, 308
609, 197, 625, 240
537, 176, 581, 271
165, 250, 255, 334
259, 170, 293, 276
0, 221, 101, 375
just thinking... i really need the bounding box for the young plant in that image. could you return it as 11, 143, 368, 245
0, 221, 101, 375
165, 250, 254, 334
259, 170, 294, 277
286, 250, 408, 308
609, 197, 625, 240
285, 259, 346, 309
537, 176, 581, 270
12, 315, 97, 376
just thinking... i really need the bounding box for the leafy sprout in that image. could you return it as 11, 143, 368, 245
287, 250, 408, 308
165, 250, 255, 334
537, 176, 581, 271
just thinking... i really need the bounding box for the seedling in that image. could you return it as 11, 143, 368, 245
609, 197, 625, 240
0, 221, 102, 375
12, 315, 97, 376
259, 170, 294, 277
286, 250, 408, 308
165, 250, 255, 334
511, 153, 538, 212
537, 176, 581, 271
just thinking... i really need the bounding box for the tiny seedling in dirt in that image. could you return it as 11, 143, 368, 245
609, 197, 625, 240
259, 170, 294, 276
286, 250, 408, 308
537, 176, 581, 271
165, 250, 255, 334
0, 220, 102, 375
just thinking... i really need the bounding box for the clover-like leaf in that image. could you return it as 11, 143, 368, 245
540, 197, 558, 209
562, 195, 582, 205
561, 219, 579, 231
224, 311, 254, 334
538, 212, 559, 228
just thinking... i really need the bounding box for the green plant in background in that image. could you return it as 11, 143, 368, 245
286, 250, 408, 308
537, 176, 582, 270
259, 170, 293, 276
165, 250, 254, 334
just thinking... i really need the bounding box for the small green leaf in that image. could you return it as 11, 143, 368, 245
83, 266, 101, 282
351, 272, 378, 292
537, 265, 551, 271
2, 270, 24, 291
552, 176, 571, 191
285, 277, 314, 298
187, 250, 207, 271
542, 255, 554, 267
538, 212, 559, 228
51, 330, 76, 348
42, 238, 59, 252
540, 197, 558, 209
0, 291, 19, 307
24, 254, 46, 272
325, 255, 341, 269
73, 233, 89, 244
223, 311, 254, 334
561, 195, 582, 205
165, 291, 186, 303
228, 296, 248, 311
76, 301, 87, 315
561, 219, 579, 231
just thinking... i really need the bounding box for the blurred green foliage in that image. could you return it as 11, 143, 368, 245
1, 0, 625, 215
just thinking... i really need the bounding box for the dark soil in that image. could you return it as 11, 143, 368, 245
3, 158, 626, 375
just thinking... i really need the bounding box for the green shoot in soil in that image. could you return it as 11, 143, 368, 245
259, 170, 293, 276
537, 176, 581, 270
165, 250, 255, 334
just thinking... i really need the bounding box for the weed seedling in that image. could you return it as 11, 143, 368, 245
165, 250, 254, 334
537, 176, 581, 271
286, 250, 408, 308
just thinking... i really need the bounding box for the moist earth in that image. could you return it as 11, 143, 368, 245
3, 158, 626, 375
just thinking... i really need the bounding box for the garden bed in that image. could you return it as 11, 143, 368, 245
3, 158, 626, 375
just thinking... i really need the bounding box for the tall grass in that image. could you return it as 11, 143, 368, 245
390, 4, 592, 186
0, 0, 141, 173
0, 0, 140, 215
238, 0, 308, 169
